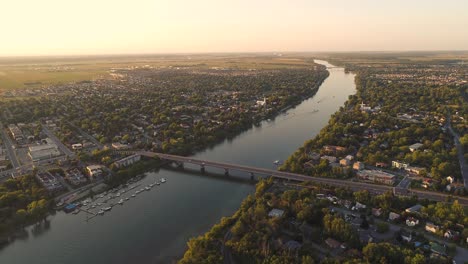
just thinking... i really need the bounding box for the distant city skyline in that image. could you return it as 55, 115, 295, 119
2, 0, 468, 56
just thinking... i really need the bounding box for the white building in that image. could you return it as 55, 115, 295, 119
29, 143, 61, 161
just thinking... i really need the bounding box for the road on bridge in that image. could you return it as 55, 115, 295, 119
150, 152, 468, 206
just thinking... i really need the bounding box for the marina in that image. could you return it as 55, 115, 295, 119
66, 177, 168, 220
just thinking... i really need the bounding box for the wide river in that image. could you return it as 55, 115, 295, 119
0, 60, 356, 264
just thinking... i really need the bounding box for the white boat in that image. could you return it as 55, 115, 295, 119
161, 178, 166, 183
145, 186, 150, 191
156, 182, 160, 185
118, 199, 124, 205
149, 183, 154, 187
125, 197, 130, 201
98, 210, 104, 215
103, 207, 112, 211
131, 194, 136, 197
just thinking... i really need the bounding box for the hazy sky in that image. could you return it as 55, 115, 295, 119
2, 0, 467, 56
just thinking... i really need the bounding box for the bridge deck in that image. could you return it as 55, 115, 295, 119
139, 152, 468, 205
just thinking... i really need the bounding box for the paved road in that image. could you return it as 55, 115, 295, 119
149, 152, 468, 205
446, 117, 468, 189
65, 121, 104, 149
42, 126, 76, 158
397, 176, 412, 189
0, 122, 20, 168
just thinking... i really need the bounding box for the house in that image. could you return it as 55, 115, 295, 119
425, 222, 440, 234
71, 143, 83, 150
392, 160, 409, 169
409, 143, 424, 152
405, 204, 422, 213
268, 208, 284, 218
372, 208, 383, 217
322, 145, 346, 155
353, 161, 365, 170
446, 176, 454, 184
388, 212, 401, 221
86, 165, 103, 179
340, 158, 351, 167
112, 142, 130, 150
443, 230, 459, 239
406, 217, 419, 227
375, 162, 389, 168
345, 155, 354, 161
406, 166, 426, 175
321, 155, 337, 163
446, 182, 465, 192
325, 238, 341, 249
354, 202, 367, 210
307, 152, 321, 161
422, 178, 433, 189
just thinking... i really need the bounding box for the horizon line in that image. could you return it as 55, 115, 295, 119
1, 49, 468, 59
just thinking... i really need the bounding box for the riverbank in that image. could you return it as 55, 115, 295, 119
0, 60, 358, 264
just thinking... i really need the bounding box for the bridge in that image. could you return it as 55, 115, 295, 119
138, 152, 468, 206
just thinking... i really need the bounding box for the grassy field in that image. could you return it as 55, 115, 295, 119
1, 51, 466, 90
0, 53, 319, 90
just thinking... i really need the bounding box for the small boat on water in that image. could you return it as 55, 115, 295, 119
98, 210, 104, 215
161, 178, 166, 183
131, 194, 136, 197
118, 199, 124, 205
145, 186, 150, 191
149, 183, 154, 187
156, 182, 160, 185
125, 197, 130, 201
273, 160, 282, 165
103, 207, 112, 211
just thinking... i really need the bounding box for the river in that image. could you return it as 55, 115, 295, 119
0, 60, 356, 264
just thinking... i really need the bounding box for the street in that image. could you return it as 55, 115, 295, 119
0, 122, 20, 168
42, 125, 76, 158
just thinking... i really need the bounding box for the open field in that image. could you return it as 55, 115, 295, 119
0, 53, 320, 90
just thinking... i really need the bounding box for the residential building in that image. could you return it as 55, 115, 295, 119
406, 166, 426, 175
325, 238, 341, 249
425, 223, 440, 233
340, 158, 351, 167
392, 160, 409, 169
86, 165, 103, 179
353, 161, 365, 170
388, 212, 401, 221
322, 145, 346, 155
406, 217, 419, 227
405, 204, 422, 213
268, 208, 284, 218
409, 143, 424, 152
321, 155, 337, 163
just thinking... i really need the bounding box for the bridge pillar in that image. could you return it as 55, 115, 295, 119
200, 165, 205, 173
224, 168, 229, 176
250, 172, 254, 181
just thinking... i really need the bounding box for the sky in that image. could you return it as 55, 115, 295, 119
1, 0, 467, 56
